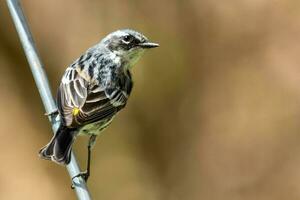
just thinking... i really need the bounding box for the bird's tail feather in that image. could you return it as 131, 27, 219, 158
39, 126, 76, 165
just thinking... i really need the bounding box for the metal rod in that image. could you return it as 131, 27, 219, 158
6, 0, 92, 199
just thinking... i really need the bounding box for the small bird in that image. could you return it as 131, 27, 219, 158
39, 29, 159, 182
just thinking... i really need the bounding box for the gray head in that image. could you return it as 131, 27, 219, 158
101, 29, 159, 66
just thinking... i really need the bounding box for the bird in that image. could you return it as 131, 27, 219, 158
39, 29, 159, 182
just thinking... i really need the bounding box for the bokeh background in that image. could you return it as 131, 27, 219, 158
1, 0, 300, 199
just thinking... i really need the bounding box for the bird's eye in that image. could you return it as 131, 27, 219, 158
122, 35, 132, 43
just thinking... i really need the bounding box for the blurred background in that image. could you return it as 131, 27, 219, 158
1, 0, 300, 199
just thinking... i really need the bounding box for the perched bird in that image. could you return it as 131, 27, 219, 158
39, 29, 159, 182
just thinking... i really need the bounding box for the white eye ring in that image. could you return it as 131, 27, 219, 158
122, 35, 132, 44
122, 39, 130, 44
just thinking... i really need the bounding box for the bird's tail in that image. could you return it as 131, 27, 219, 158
39, 125, 76, 165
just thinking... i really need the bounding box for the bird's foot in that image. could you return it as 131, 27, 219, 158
71, 171, 90, 189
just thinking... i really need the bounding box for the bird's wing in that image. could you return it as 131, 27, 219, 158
77, 73, 133, 125
57, 66, 132, 128
57, 67, 88, 127
74, 84, 118, 125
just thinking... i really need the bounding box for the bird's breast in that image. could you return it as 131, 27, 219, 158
77, 117, 114, 136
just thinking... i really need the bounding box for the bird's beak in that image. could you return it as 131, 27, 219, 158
139, 42, 159, 49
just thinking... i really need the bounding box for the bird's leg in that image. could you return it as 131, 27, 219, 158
83, 138, 92, 181
72, 135, 97, 187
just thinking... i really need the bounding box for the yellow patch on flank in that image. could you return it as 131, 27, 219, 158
72, 107, 80, 116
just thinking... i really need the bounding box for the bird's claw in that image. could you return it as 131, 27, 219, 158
71, 171, 90, 189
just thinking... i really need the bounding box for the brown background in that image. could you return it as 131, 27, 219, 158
1, 0, 300, 199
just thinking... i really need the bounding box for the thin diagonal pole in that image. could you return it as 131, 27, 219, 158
6, 0, 92, 199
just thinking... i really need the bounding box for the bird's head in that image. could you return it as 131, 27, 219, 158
101, 29, 159, 67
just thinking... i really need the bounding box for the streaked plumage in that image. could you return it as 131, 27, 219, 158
57, 48, 132, 132
39, 29, 158, 182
